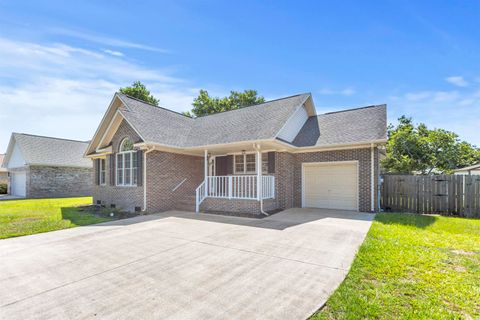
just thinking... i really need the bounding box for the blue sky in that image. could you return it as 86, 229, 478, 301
0, 0, 479, 151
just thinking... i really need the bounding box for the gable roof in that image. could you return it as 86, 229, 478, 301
3, 133, 91, 168
291, 105, 387, 147
0, 155, 6, 172
117, 93, 311, 148
87, 92, 387, 155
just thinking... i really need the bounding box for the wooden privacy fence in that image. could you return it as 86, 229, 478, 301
381, 174, 480, 218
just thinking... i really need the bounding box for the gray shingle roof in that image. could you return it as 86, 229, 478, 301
13, 133, 91, 167
292, 105, 387, 147
117, 93, 310, 147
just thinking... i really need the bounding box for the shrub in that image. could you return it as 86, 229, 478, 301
0, 183, 7, 194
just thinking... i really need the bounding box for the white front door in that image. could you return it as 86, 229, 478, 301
11, 171, 26, 197
302, 162, 358, 211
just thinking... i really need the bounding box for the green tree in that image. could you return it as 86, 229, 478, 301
119, 81, 159, 106
382, 116, 480, 174
184, 89, 265, 117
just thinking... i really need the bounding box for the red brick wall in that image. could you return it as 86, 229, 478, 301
145, 151, 204, 213
93, 120, 144, 211
292, 148, 379, 212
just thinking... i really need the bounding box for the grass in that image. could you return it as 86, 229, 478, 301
313, 213, 480, 320
0, 197, 113, 239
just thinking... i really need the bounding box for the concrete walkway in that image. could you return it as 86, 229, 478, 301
0, 208, 373, 320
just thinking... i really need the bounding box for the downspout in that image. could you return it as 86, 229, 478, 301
377, 147, 382, 212
254, 144, 269, 216
142, 146, 155, 212
371, 143, 375, 212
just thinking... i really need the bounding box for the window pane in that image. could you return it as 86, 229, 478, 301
235, 155, 244, 173
120, 138, 134, 152
125, 153, 131, 185
117, 154, 123, 185
246, 154, 256, 173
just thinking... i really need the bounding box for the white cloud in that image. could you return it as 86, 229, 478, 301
48, 27, 169, 53
318, 87, 356, 96
102, 49, 124, 57
0, 36, 197, 152
387, 89, 480, 146
446, 76, 468, 87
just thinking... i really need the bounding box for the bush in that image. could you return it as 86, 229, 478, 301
0, 183, 7, 194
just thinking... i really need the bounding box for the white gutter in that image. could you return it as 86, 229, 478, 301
371, 143, 375, 212
142, 146, 155, 212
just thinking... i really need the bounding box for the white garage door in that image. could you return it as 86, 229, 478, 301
11, 171, 26, 197
303, 162, 358, 211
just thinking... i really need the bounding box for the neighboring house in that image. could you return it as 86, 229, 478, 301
1, 133, 93, 198
85, 92, 387, 214
0, 154, 7, 184
454, 163, 480, 175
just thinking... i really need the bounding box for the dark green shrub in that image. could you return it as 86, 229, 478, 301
0, 183, 7, 194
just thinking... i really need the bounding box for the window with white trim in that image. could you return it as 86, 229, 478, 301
233, 153, 268, 174
99, 159, 106, 185
116, 138, 137, 186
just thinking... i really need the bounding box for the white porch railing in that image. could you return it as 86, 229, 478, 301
261, 175, 275, 199
206, 175, 275, 200
195, 181, 206, 213
195, 175, 275, 212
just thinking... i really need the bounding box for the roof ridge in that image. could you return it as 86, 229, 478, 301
118, 92, 194, 119
13, 132, 90, 144
320, 104, 386, 116
195, 93, 310, 118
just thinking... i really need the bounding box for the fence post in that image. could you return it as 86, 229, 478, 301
228, 176, 232, 199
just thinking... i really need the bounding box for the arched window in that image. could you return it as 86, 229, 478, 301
116, 138, 137, 186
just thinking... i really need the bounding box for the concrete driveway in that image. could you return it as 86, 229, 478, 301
0, 208, 373, 320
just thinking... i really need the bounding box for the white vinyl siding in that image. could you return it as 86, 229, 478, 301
8, 143, 26, 168
302, 162, 358, 211
276, 105, 308, 142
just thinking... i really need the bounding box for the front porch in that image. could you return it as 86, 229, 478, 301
194, 148, 276, 214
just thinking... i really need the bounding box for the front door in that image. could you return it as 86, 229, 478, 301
215, 156, 228, 176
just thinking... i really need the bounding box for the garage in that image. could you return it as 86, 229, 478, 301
302, 161, 358, 211
10, 171, 26, 197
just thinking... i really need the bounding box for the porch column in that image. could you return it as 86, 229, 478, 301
204, 150, 208, 197
257, 149, 262, 201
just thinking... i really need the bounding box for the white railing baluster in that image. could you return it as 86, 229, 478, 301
199, 175, 274, 202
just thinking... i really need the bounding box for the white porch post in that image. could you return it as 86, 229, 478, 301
204, 150, 208, 198
256, 149, 262, 200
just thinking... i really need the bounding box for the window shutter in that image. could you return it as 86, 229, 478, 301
94, 159, 100, 185
226, 155, 233, 175
268, 152, 275, 174
109, 154, 116, 186
136, 150, 143, 186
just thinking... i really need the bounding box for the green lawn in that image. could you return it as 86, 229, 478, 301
0, 197, 113, 239
313, 213, 480, 320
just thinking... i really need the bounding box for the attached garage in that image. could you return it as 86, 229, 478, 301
10, 171, 26, 197
302, 161, 359, 211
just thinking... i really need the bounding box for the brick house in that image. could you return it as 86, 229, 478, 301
1, 133, 93, 198
85, 92, 387, 214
